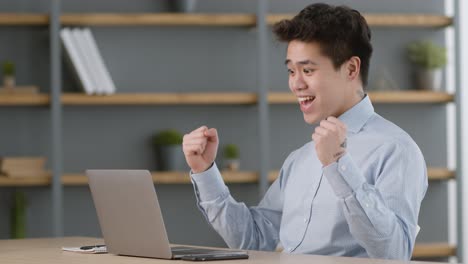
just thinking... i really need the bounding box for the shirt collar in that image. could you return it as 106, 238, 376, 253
338, 94, 374, 134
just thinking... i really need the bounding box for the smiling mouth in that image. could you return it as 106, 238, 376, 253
297, 96, 315, 106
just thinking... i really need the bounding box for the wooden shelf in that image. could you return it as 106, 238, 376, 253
61, 13, 256, 26
0, 13, 49, 26
0, 168, 454, 187
62, 171, 258, 186
0, 94, 50, 106
0, 175, 51, 187
61, 174, 88, 186
62, 91, 454, 106
268, 168, 455, 182
364, 14, 453, 27
0, 91, 453, 106
412, 243, 456, 258
151, 171, 258, 184
61, 93, 257, 105
269, 91, 454, 104
267, 14, 453, 27
63, 167, 455, 185
0, 13, 452, 28
368, 91, 454, 103
428, 168, 456, 180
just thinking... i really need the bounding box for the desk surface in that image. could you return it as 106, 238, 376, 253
0, 237, 448, 264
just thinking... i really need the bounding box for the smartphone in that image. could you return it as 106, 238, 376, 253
181, 253, 249, 261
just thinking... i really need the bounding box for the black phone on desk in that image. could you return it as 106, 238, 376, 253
181, 252, 249, 261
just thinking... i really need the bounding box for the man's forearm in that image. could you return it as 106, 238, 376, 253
191, 162, 281, 251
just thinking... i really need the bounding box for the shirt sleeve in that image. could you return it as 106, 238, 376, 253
323, 140, 428, 260
190, 155, 295, 251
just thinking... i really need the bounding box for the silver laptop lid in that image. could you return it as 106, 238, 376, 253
87, 170, 172, 259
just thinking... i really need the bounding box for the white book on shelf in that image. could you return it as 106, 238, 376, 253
82, 28, 116, 95
71, 28, 101, 95
60, 28, 94, 95
75, 28, 105, 95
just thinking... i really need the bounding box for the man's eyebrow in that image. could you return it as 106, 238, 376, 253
284, 59, 318, 66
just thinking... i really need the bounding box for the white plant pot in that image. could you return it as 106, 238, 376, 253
3, 75, 15, 88
224, 159, 240, 171
415, 68, 443, 91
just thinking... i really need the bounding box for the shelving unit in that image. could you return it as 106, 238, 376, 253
0, 1, 462, 261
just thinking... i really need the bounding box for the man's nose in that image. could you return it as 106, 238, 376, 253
292, 74, 307, 91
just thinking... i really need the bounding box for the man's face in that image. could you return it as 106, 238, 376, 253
286, 40, 350, 124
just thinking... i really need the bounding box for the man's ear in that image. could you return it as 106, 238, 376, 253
345, 56, 361, 81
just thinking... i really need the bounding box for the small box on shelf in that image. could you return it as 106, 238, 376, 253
0, 157, 48, 178
0, 85, 39, 94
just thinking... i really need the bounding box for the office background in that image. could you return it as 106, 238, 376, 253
0, 0, 460, 262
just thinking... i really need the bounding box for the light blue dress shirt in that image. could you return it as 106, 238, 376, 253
190, 95, 428, 260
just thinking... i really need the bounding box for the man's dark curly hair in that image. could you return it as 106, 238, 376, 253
273, 3, 373, 87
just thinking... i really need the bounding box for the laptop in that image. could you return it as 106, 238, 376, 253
86, 169, 248, 260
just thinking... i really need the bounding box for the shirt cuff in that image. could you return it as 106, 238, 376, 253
190, 162, 228, 201
323, 153, 366, 198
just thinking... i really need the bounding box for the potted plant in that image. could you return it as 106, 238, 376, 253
10, 191, 27, 239
223, 144, 240, 171
168, 0, 197, 13
153, 129, 186, 171
407, 40, 447, 91
3, 61, 15, 89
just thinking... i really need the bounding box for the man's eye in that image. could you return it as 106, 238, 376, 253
287, 69, 294, 74
303, 69, 314, 74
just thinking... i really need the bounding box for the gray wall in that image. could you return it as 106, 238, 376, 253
0, 0, 450, 254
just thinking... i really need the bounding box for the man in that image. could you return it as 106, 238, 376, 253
182, 3, 427, 260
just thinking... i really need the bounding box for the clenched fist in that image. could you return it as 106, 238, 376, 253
312, 116, 347, 167
182, 126, 219, 174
